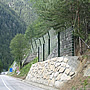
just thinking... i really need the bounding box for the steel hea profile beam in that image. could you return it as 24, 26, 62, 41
42, 36, 45, 61
38, 47, 40, 62
58, 32, 60, 57
48, 32, 50, 55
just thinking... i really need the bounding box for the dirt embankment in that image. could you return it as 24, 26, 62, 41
60, 55, 90, 90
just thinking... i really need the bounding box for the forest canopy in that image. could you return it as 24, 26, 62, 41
0, 2, 26, 70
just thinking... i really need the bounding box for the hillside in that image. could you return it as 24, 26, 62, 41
0, 2, 26, 70
1, 0, 37, 25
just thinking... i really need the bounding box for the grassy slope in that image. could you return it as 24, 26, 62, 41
11, 57, 38, 79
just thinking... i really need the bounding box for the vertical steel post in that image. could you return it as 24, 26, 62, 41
48, 38, 50, 55
58, 32, 60, 57
38, 47, 40, 62
42, 36, 45, 61
72, 26, 74, 56
79, 37, 82, 55
38, 39, 41, 62
48, 32, 50, 55
43, 44, 45, 61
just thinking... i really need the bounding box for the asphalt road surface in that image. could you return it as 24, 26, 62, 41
0, 75, 44, 90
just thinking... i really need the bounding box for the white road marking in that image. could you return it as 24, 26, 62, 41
1, 77, 11, 90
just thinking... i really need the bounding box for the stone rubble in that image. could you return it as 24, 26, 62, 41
26, 56, 80, 88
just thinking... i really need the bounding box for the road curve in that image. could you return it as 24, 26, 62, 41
0, 75, 45, 90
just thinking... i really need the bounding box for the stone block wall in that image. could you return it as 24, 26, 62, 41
26, 56, 80, 88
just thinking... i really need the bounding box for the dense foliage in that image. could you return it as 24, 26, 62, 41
1, 0, 37, 25
23, 0, 90, 61
10, 34, 28, 68
30, 0, 90, 41
0, 2, 26, 70
25, 18, 48, 42
0, 60, 3, 73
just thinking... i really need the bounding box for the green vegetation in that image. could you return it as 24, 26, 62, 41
10, 34, 28, 69
30, 0, 90, 42
23, 0, 90, 56
1, 0, 37, 25
0, 60, 3, 73
71, 86, 76, 90
19, 57, 38, 77
13, 57, 38, 78
25, 18, 48, 43
71, 77, 90, 90
0, 2, 26, 70
81, 79, 88, 90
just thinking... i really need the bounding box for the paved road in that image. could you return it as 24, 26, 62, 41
0, 75, 44, 90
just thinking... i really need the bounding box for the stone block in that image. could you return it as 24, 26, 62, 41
45, 63, 48, 67
42, 67, 46, 71
38, 71, 43, 76
48, 79, 51, 85
31, 64, 35, 67
43, 75, 49, 80
43, 80, 48, 85
30, 67, 33, 71
37, 75, 43, 78
54, 72, 59, 78
50, 73, 54, 79
35, 78, 39, 83
56, 66, 61, 72
34, 67, 38, 70
31, 77, 37, 82
49, 78, 55, 86
40, 63, 44, 67
65, 68, 71, 75
50, 61, 54, 65
55, 73, 62, 81
61, 73, 71, 81
69, 72, 75, 76
47, 60, 50, 63
57, 57, 64, 61
29, 74, 32, 78
61, 62, 66, 67
26, 76, 29, 80
50, 65, 55, 71
48, 71, 53, 75
55, 63, 61, 68
38, 66, 42, 70
49, 83, 53, 87
84, 66, 90, 76
54, 81, 64, 88
39, 78, 44, 83
51, 57, 57, 61
64, 58, 68, 63
66, 64, 70, 68
59, 67, 66, 73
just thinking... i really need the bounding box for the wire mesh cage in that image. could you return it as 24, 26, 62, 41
30, 26, 74, 62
